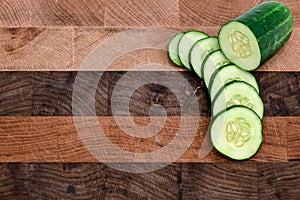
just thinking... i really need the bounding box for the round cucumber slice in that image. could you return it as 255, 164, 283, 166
201, 50, 231, 88
168, 32, 185, 66
178, 30, 208, 70
209, 64, 259, 100
212, 81, 264, 119
189, 37, 220, 78
210, 106, 262, 160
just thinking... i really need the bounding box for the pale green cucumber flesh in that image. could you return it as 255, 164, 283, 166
178, 30, 208, 70
212, 81, 264, 119
210, 106, 262, 160
168, 32, 185, 66
190, 37, 220, 78
202, 50, 231, 88
209, 64, 259, 100
218, 1, 293, 71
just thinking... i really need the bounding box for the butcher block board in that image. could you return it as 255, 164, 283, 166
0, 0, 299, 199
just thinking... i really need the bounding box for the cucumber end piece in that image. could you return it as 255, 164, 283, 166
219, 21, 261, 71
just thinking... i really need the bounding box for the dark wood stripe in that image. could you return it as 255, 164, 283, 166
0, 71, 298, 116
0, 162, 299, 199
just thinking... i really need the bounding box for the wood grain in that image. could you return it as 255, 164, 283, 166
287, 118, 300, 160
104, 0, 179, 27
181, 163, 259, 199
0, 0, 30, 26
0, 72, 32, 116
258, 162, 300, 199
32, 0, 105, 26
0, 71, 298, 117
0, 117, 59, 162
0, 116, 296, 162
0, 27, 73, 71
180, 0, 300, 27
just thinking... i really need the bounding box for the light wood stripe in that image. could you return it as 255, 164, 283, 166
0, 116, 296, 162
0, 27, 298, 71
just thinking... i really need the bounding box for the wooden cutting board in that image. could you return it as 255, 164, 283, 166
0, 0, 299, 199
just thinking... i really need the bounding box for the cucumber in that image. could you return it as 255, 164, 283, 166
209, 64, 259, 100
202, 50, 231, 88
212, 81, 264, 119
210, 106, 262, 160
219, 1, 293, 71
190, 37, 220, 78
168, 32, 185, 66
178, 30, 208, 70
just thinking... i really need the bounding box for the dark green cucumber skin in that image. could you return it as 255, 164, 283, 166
234, 1, 293, 65
209, 105, 262, 160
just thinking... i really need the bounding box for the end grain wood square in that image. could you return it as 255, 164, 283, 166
251, 117, 287, 162
181, 163, 259, 199
32, 0, 105, 26
180, 0, 261, 26
105, 0, 179, 26
287, 117, 300, 160
74, 28, 147, 71
0, 28, 72, 70
258, 163, 300, 199
0, 72, 32, 115
0, 0, 30, 26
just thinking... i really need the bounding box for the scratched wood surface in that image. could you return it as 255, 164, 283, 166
0, 0, 299, 199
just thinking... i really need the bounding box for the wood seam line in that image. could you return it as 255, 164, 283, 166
29, 0, 33, 26
72, 27, 75, 68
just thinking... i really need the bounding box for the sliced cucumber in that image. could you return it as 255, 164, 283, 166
210, 105, 262, 160
168, 32, 185, 66
202, 50, 230, 88
212, 81, 264, 119
190, 37, 220, 78
178, 30, 208, 70
219, 1, 293, 70
209, 64, 259, 100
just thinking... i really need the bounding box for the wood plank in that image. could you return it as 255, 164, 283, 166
0, 164, 16, 198
287, 118, 300, 160
258, 162, 300, 199
180, 0, 300, 27
0, 27, 73, 71
74, 27, 300, 72
104, 0, 179, 27
31, 0, 105, 26
181, 163, 259, 199
0, 0, 30, 26
104, 164, 180, 199
0, 71, 298, 117
0, 116, 295, 162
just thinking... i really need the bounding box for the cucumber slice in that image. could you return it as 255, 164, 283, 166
212, 81, 264, 119
210, 106, 262, 160
209, 64, 259, 100
202, 50, 230, 88
219, 1, 293, 70
190, 37, 220, 78
178, 30, 208, 70
168, 32, 185, 66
